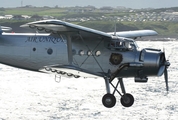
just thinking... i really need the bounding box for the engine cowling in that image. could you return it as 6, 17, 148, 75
137, 48, 165, 77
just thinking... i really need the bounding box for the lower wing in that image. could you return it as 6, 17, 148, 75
39, 65, 101, 78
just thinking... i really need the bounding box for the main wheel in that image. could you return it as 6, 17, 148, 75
120, 93, 134, 107
102, 93, 116, 108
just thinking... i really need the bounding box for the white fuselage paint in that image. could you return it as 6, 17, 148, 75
0, 33, 68, 71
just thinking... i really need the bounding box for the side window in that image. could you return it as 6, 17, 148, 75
124, 41, 137, 50
116, 41, 123, 47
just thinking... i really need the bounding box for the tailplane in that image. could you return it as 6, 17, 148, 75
0, 26, 12, 34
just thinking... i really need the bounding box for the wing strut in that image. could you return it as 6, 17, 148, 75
78, 33, 105, 73
66, 34, 73, 65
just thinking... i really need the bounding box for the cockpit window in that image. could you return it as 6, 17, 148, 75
109, 41, 124, 48
105, 38, 137, 51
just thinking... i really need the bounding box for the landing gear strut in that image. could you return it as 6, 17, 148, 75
102, 77, 134, 108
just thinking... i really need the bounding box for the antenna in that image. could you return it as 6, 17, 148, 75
21, 0, 23, 7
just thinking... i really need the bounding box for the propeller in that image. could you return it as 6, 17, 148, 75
158, 50, 170, 91
162, 50, 170, 91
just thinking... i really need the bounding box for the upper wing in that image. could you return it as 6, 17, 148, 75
21, 19, 158, 39
107, 30, 158, 39
21, 19, 112, 39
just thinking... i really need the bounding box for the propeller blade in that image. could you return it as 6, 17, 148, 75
164, 68, 169, 91
162, 49, 170, 91
157, 65, 165, 76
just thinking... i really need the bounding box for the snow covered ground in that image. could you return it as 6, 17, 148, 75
0, 41, 177, 120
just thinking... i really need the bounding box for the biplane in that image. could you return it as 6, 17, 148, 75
0, 20, 170, 108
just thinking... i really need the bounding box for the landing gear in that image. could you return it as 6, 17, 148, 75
102, 77, 134, 108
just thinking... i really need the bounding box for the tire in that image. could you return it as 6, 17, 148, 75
120, 93, 134, 107
102, 93, 116, 108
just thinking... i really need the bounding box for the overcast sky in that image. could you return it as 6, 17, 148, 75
0, 0, 178, 9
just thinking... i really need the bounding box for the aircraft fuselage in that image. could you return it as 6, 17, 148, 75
0, 33, 164, 79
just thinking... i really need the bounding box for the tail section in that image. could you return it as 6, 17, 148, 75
0, 26, 2, 34
0, 26, 12, 34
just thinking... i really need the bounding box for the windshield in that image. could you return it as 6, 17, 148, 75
132, 41, 139, 49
